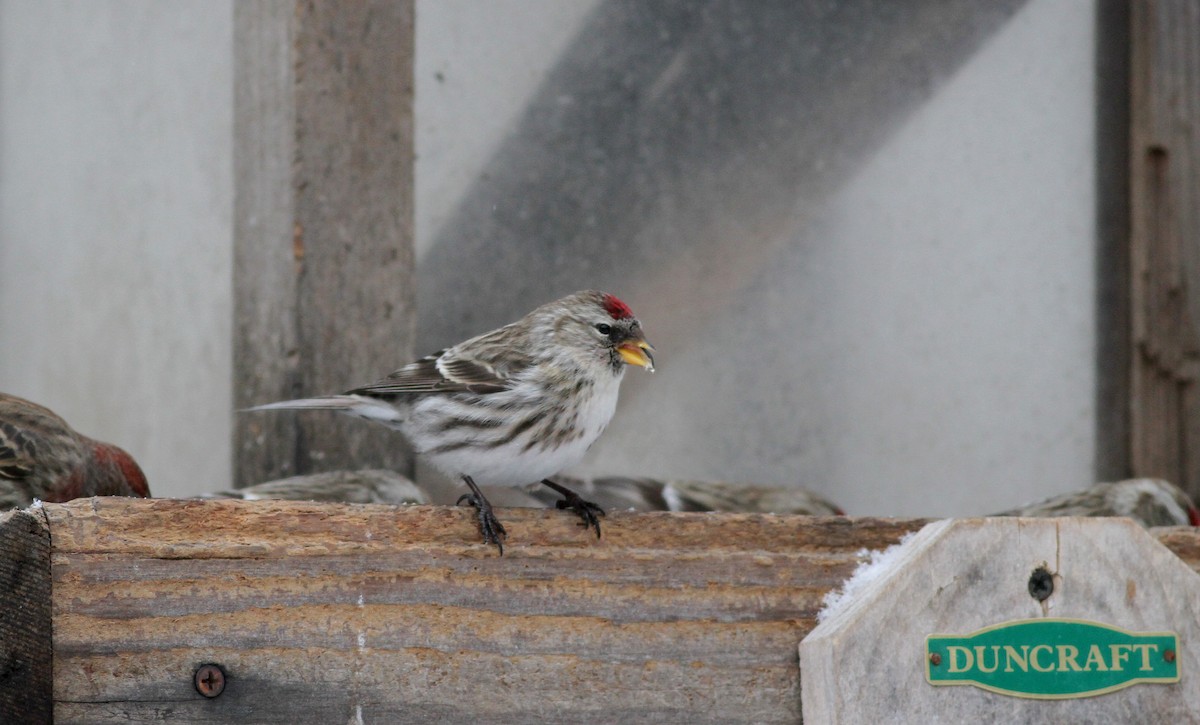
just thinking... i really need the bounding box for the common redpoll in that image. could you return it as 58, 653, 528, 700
203, 469, 429, 505
0, 392, 150, 510
520, 475, 845, 515
249, 290, 655, 553
992, 478, 1200, 528
660, 478, 845, 515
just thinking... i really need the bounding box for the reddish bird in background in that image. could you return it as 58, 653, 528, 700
249, 290, 655, 554
0, 392, 150, 510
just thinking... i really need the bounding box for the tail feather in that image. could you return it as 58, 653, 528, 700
244, 395, 404, 425
244, 396, 362, 413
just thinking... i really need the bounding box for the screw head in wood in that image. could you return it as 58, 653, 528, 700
194, 663, 226, 698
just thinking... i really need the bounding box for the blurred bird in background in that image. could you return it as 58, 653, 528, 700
248, 290, 655, 553
205, 470, 846, 518
520, 476, 845, 516
202, 469, 428, 505
660, 478, 845, 515
992, 478, 1200, 528
0, 392, 149, 510
198, 474, 1200, 531
515, 475, 670, 512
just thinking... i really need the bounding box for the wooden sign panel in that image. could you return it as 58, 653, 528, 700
800, 518, 1200, 721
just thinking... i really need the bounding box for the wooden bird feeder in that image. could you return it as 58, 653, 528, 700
2, 499, 1200, 723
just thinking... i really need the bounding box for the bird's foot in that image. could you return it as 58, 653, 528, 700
541, 479, 605, 538
457, 477, 507, 555
557, 493, 605, 538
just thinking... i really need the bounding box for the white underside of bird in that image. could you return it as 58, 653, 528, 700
250, 368, 624, 487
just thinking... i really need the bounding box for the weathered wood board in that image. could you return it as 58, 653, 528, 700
802, 518, 1200, 723
43, 498, 924, 724
5, 500, 1198, 723
1130, 0, 1200, 498
233, 0, 416, 487
0, 510, 51, 723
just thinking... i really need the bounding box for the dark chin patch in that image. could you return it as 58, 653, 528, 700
608, 348, 625, 373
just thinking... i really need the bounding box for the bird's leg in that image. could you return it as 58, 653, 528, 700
456, 475, 507, 555
540, 478, 605, 538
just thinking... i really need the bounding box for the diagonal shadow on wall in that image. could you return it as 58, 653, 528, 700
416, 0, 1029, 350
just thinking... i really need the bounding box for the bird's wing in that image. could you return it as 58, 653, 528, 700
345, 320, 540, 398
346, 349, 513, 397
0, 421, 36, 480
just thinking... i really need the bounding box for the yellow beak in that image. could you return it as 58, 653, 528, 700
618, 340, 656, 372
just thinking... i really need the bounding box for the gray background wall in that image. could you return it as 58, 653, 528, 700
0, 0, 1117, 517
0, 0, 234, 495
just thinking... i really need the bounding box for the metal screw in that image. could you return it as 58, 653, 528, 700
929, 653, 942, 666
1027, 566, 1054, 602
1165, 649, 1176, 663
194, 664, 226, 698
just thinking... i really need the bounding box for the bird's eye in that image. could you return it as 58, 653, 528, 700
595, 323, 612, 335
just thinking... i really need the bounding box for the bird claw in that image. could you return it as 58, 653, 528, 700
554, 491, 606, 539
457, 491, 507, 555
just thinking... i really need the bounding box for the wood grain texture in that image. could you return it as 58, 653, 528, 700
0, 509, 51, 724
233, 0, 416, 487
44, 498, 925, 724
1130, 0, 1200, 498
35, 500, 1200, 723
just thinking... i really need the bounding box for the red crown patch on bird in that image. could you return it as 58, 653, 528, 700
602, 294, 634, 320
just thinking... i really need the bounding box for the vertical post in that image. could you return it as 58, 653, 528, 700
1130, 0, 1200, 498
0, 511, 51, 722
233, 1, 416, 486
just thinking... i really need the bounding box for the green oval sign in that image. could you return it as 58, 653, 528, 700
926, 618, 1179, 699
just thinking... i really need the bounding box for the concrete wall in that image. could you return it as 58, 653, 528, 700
0, 1, 233, 498
415, 0, 601, 257
0, 1, 1112, 516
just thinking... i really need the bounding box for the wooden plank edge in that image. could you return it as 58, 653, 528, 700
0, 507, 52, 723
